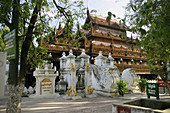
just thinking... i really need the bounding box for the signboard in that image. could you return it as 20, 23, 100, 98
117, 106, 131, 113
4, 29, 16, 60
146, 83, 159, 99
40, 78, 52, 95
158, 79, 170, 87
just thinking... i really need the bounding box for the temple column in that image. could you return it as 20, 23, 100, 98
85, 64, 90, 95
70, 64, 76, 96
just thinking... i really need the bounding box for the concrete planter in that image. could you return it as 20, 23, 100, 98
112, 99, 170, 113
0, 52, 7, 96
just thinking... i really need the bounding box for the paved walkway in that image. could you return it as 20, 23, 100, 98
0, 93, 170, 113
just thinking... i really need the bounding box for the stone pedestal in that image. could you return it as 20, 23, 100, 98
0, 52, 6, 96
85, 66, 90, 95
84, 64, 96, 98
63, 63, 82, 100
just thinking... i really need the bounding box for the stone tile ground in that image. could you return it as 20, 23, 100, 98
0, 93, 169, 113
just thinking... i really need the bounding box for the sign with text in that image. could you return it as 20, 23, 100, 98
4, 29, 16, 60
146, 83, 159, 99
158, 79, 170, 87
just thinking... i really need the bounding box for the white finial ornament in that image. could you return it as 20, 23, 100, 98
99, 51, 102, 56
82, 49, 85, 54
69, 49, 73, 55
62, 52, 66, 57
108, 53, 112, 57
49, 53, 52, 57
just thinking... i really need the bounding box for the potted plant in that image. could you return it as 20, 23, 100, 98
115, 80, 128, 96
138, 79, 147, 93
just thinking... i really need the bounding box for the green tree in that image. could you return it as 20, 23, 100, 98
0, 0, 85, 112
124, 0, 170, 94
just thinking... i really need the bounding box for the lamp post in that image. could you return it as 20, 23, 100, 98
58, 76, 67, 95
131, 59, 134, 64
91, 56, 94, 64
120, 58, 123, 63
140, 60, 142, 64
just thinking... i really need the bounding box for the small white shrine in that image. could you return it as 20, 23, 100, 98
60, 50, 82, 100
30, 61, 59, 98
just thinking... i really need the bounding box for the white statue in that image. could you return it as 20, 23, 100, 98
122, 68, 139, 92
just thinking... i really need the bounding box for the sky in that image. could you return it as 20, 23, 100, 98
50, 0, 132, 36
84, 0, 132, 37
84, 0, 133, 37
52, 0, 130, 27
85, 0, 130, 19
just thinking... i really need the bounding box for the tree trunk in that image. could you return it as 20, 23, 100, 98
161, 74, 170, 95
6, 0, 20, 111
6, 0, 42, 112
163, 80, 170, 95
6, 82, 24, 113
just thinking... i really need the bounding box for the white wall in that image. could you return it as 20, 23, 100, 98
0, 52, 6, 96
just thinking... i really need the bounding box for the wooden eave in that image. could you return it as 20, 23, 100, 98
89, 32, 126, 42
94, 22, 126, 33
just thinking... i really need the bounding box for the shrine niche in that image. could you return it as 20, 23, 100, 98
40, 79, 52, 95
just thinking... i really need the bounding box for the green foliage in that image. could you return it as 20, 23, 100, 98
93, 16, 97, 22
106, 12, 116, 25
125, 0, 170, 93
82, 24, 90, 30
0, 35, 5, 52
0, 28, 10, 52
0, 0, 12, 22
138, 79, 147, 92
0, 0, 86, 69
27, 44, 49, 71
115, 80, 128, 96
0, 0, 86, 111
106, 12, 111, 25
90, 9, 97, 14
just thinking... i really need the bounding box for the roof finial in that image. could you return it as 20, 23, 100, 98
87, 0, 89, 8
87, 7, 89, 16
58, 22, 61, 30
87, 0, 89, 15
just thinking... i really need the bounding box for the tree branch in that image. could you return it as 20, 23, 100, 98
53, 0, 69, 21
0, 17, 12, 29
19, 0, 42, 80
